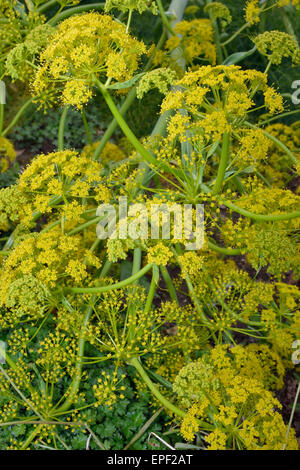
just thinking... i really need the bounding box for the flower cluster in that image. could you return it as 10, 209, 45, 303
254, 31, 300, 65
174, 345, 298, 449
0, 136, 16, 172
104, 0, 158, 14
32, 13, 146, 108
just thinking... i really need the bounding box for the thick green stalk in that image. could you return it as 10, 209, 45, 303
49, 3, 105, 25
93, 86, 136, 160
58, 106, 69, 151
212, 133, 230, 195
160, 265, 179, 304
127, 248, 143, 340
144, 268, 158, 314
99, 259, 113, 278
66, 263, 153, 294
95, 78, 158, 168
131, 357, 214, 431
92, 31, 167, 161
130, 357, 185, 418
37, 0, 58, 13
221, 23, 250, 47
167, 0, 189, 28
223, 201, 300, 222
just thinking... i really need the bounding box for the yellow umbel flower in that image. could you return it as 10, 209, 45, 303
254, 31, 300, 65
160, 65, 284, 147
32, 13, 146, 109
165, 19, 217, 66
204, 2, 232, 28
244, 0, 260, 25
5, 24, 55, 82
104, 0, 158, 14
147, 243, 173, 266
0, 136, 16, 172
174, 345, 298, 449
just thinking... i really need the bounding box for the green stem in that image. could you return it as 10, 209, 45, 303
130, 357, 185, 418
2, 98, 33, 137
206, 0, 223, 63
99, 259, 113, 278
37, 0, 58, 13
95, 78, 158, 168
126, 9, 133, 34
221, 23, 250, 47
160, 265, 179, 303
281, 8, 298, 42
131, 357, 214, 431
212, 133, 230, 195
66, 263, 153, 294
223, 200, 300, 222
54, 306, 92, 413
49, 3, 105, 25
156, 0, 176, 36
67, 216, 102, 236
283, 380, 300, 450
258, 109, 300, 126
144, 268, 158, 314
58, 106, 69, 151
92, 31, 167, 161
207, 240, 242, 256
172, 246, 210, 326
20, 424, 43, 450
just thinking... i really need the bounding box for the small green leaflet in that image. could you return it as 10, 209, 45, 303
223, 46, 257, 66
107, 73, 145, 90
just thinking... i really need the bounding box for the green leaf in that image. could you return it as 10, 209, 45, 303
107, 73, 145, 90
223, 46, 257, 65
206, 140, 220, 158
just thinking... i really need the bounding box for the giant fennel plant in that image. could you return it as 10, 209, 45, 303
0, 0, 299, 450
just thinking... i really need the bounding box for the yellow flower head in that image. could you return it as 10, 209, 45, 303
104, 0, 158, 14
244, 0, 260, 25
161, 65, 283, 144
32, 13, 146, 108
0, 136, 16, 172
204, 2, 232, 28
166, 19, 217, 66
254, 31, 300, 65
